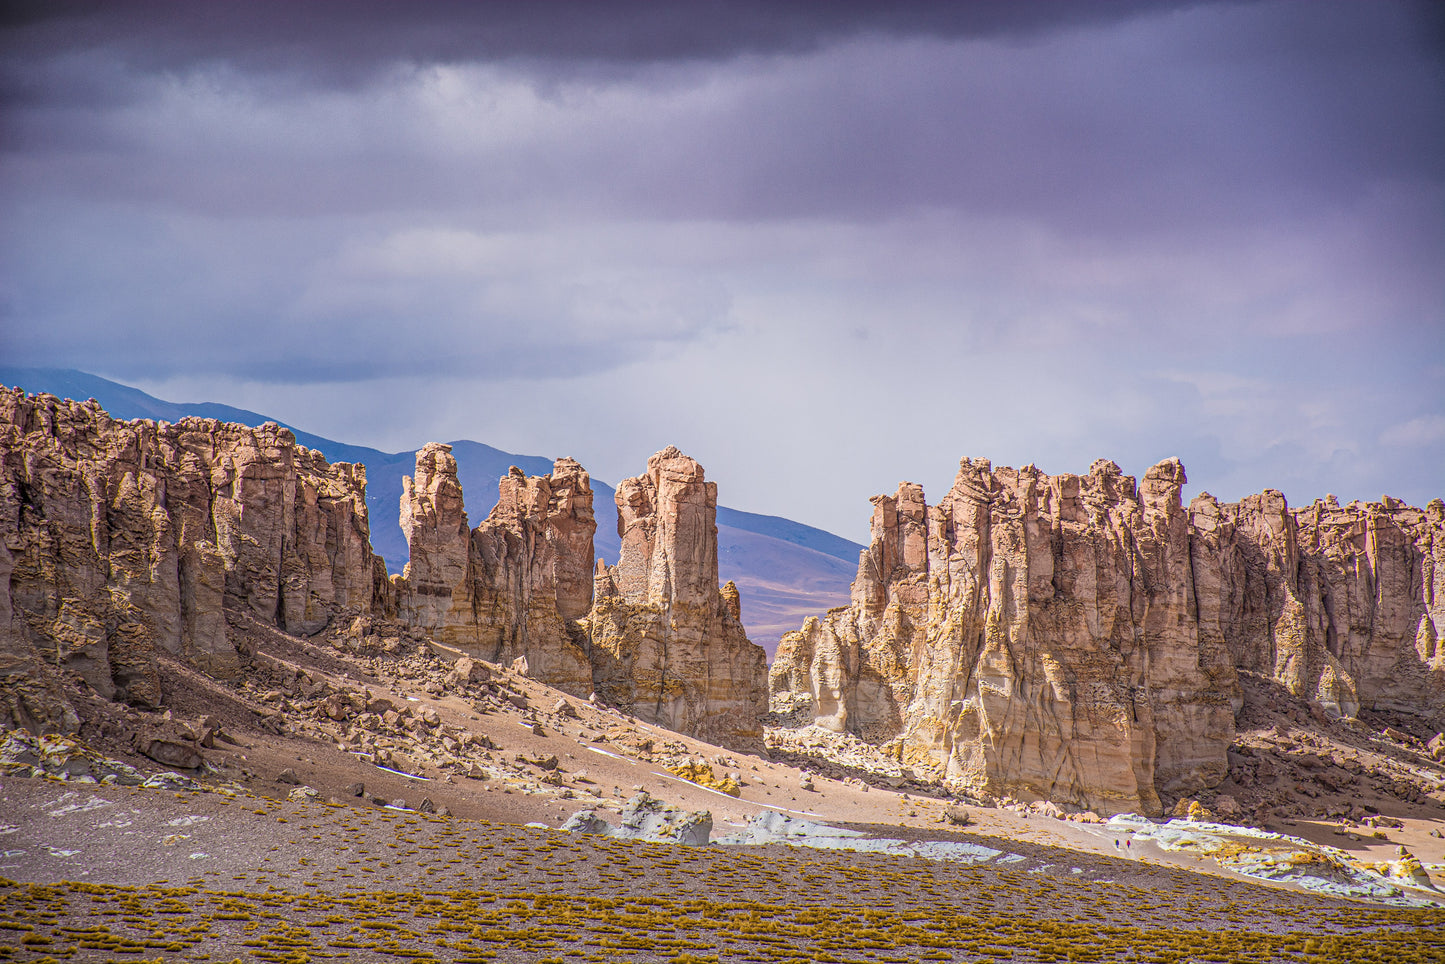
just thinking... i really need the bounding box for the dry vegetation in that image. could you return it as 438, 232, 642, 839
3, 609, 1443, 962
2, 778, 1443, 963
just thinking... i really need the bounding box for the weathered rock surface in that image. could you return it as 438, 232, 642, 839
562, 793, 713, 846
772, 457, 1445, 816
394, 447, 595, 696
395, 443, 766, 747
1192, 491, 1445, 722
0, 388, 382, 721
586, 447, 769, 747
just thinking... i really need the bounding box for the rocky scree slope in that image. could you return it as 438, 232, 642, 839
771, 457, 1445, 816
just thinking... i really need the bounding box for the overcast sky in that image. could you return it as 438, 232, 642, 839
2, 1, 1442, 541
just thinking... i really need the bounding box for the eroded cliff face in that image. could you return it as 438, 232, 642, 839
0, 388, 381, 725
1191, 490, 1445, 722
395, 444, 767, 747
586, 447, 769, 746
772, 457, 1445, 815
583, 447, 768, 747
395, 446, 595, 696
773, 458, 1226, 816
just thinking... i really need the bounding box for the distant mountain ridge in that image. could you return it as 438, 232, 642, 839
0, 367, 860, 653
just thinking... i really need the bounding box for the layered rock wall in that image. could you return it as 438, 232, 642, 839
587, 447, 769, 746
773, 457, 1445, 815
0, 388, 381, 719
1191, 490, 1445, 721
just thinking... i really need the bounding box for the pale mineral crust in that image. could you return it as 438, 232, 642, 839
0, 388, 381, 721
773, 457, 1445, 816
394, 450, 595, 696
587, 446, 769, 747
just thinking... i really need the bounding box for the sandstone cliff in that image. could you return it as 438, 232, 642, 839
586, 447, 769, 746
0, 387, 382, 724
395, 445, 594, 696
772, 457, 1445, 816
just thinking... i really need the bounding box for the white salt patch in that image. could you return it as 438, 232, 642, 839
169, 815, 210, 827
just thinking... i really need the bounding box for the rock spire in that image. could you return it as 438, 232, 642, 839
770, 456, 1445, 815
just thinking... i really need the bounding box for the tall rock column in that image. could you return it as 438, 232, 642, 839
772, 456, 1239, 816
587, 446, 768, 748
397, 443, 473, 633
395, 452, 596, 696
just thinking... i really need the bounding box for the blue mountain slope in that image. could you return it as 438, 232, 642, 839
1, 367, 861, 653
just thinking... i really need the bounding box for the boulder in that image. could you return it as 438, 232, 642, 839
448, 656, 489, 687
561, 810, 612, 835
134, 724, 203, 770
614, 792, 713, 847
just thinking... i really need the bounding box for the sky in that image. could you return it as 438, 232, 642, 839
2, 1, 1442, 542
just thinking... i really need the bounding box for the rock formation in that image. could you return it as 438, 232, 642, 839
1191, 489, 1445, 721
395, 445, 595, 696
0, 387, 383, 723
772, 457, 1445, 816
395, 443, 767, 747
586, 446, 768, 746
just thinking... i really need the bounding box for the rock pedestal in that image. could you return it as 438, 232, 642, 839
586, 447, 768, 748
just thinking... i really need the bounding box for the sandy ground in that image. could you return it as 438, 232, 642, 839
2, 612, 1444, 960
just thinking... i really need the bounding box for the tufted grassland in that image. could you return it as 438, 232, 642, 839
1, 782, 1441, 963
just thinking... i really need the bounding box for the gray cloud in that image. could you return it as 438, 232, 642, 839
1, 0, 1441, 538
2, 2, 1204, 89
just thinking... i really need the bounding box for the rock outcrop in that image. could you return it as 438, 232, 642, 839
395, 443, 767, 747
773, 458, 1237, 816
772, 458, 1434, 816
0, 387, 383, 721
586, 446, 768, 747
395, 446, 595, 696
1191, 490, 1445, 721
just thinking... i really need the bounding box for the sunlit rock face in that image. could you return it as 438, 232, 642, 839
587, 447, 769, 749
773, 456, 1444, 816
0, 387, 381, 717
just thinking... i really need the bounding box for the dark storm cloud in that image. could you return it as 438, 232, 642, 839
2, 0, 1196, 92
4, 0, 1439, 235
1, 1, 1442, 530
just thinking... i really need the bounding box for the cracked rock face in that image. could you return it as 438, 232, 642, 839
771, 457, 1445, 816
775, 457, 1232, 818
0, 388, 381, 721
1190, 489, 1445, 723
586, 447, 769, 749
